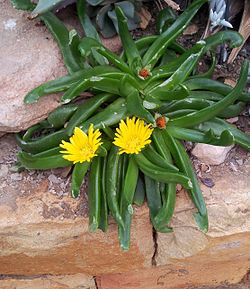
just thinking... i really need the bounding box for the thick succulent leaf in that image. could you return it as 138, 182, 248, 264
77, 0, 107, 65
11, 0, 35, 10
18, 151, 71, 170
87, 0, 104, 6
169, 61, 249, 127
198, 118, 250, 150
167, 126, 235, 146
79, 37, 132, 73
24, 66, 119, 103
162, 131, 208, 232
183, 78, 250, 102
156, 6, 177, 34
32, 0, 65, 14
96, 5, 117, 38
16, 129, 68, 154
127, 90, 155, 124
149, 41, 206, 85
71, 162, 89, 198
204, 31, 244, 52
115, 6, 142, 71
142, 0, 207, 68
148, 42, 205, 96
40, 12, 83, 74
61, 75, 122, 103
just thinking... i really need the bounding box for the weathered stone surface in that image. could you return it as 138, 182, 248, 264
97, 151, 250, 289
1, 135, 249, 288
97, 232, 250, 289
0, 0, 66, 133
101, 35, 122, 53
0, 135, 153, 276
0, 274, 95, 289
0, 1, 123, 134
192, 143, 233, 165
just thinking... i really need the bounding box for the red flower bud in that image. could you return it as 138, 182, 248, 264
139, 68, 150, 78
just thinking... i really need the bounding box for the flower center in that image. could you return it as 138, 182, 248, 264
80, 144, 94, 156
126, 136, 142, 152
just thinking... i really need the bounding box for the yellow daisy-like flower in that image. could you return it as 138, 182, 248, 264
113, 117, 153, 155
60, 125, 102, 164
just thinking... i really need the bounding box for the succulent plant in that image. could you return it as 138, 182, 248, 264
19, 0, 152, 38
87, 0, 144, 38
209, 0, 233, 30
13, 0, 250, 250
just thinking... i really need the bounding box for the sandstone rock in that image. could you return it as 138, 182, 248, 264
0, 1, 123, 134
192, 143, 233, 165
0, 0, 66, 133
97, 233, 250, 289
101, 35, 122, 53
183, 23, 199, 35
0, 134, 153, 276
97, 152, 250, 289
1, 134, 250, 288
0, 274, 95, 289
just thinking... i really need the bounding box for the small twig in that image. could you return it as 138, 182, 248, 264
155, 0, 161, 11
156, 0, 163, 11
163, 0, 180, 11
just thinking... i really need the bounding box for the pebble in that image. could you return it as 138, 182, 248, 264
10, 173, 23, 181
50, 189, 57, 195
57, 191, 64, 197
0, 164, 9, 178
48, 174, 61, 184
200, 177, 215, 188
229, 162, 238, 172
60, 182, 66, 190
192, 144, 233, 165
176, 184, 182, 192
227, 117, 238, 124
236, 159, 243, 166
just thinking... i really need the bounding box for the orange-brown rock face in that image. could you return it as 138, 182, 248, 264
97, 232, 250, 289
96, 147, 250, 289
0, 134, 250, 289
0, 274, 95, 289
0, 135, 153, 276
0, 0, 66, 133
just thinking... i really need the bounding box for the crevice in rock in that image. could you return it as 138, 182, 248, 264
241, 268, 250, 283
151, 227, 158, 266
0, 274, 52, 280
93, 276, 99, 289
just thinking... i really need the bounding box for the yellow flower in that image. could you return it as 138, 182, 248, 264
60, 125, 102, 164
113, 117, 153, 155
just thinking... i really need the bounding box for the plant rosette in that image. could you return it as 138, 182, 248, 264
14, 0, 250, 250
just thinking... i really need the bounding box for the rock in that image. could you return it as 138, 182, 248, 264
97, 233, 250, 289
183, 24, 199, 35
58, 5, 122, 54
227, 117, 239, 124
138, 7, 152, 30
1, 134, 250, 288
10, 172, 23, 181
0, 0, 66, 133
101, 35, 122, 53
0, 1, 123, 134
236, 159, 244, 166
0, 165, 9, 178
192, 143, 233, 165
48, 174, 61, 184
97, 153, 250, 289
0, 274, 95, 289
0, 134, 153, 276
